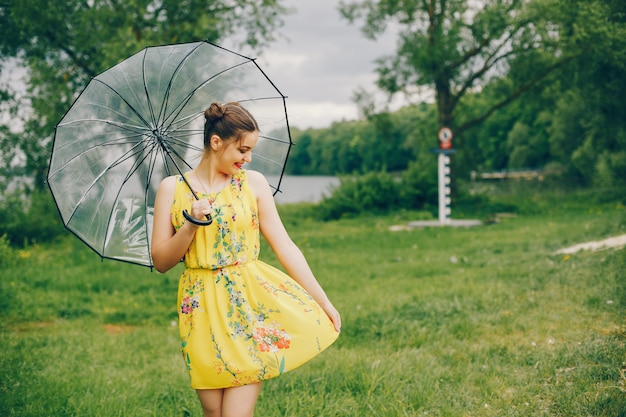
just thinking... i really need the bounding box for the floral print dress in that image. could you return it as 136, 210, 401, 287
170, 170, 338, 389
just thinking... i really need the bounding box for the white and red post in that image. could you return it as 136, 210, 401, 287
436, 127, 454, 225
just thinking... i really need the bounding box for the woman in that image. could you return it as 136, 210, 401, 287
151, 102, 341, 417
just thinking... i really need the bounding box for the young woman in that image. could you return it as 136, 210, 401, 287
151, 102, 341, 417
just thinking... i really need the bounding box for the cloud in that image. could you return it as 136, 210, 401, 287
245, 0, 403, 129
285, 100, 363, 130
2, 1, 406, 131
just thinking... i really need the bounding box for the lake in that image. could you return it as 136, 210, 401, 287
269, 175, 340, 205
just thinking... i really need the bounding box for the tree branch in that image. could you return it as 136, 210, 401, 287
454, 50, 585, 138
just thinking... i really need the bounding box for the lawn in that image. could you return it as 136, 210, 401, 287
1, 185, 625, 416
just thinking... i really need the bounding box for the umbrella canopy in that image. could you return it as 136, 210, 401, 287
47, 41, 293, 268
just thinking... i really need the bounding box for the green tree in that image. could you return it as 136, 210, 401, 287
338, 0, 591, 146
285, 129, 312, 175
0, 0, 288, 192
549, 0, 626, 187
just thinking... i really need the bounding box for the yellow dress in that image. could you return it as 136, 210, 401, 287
170, 170, 339, 389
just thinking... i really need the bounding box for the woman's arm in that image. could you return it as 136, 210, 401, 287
247, 170, 341, 332
151, 176, 203, 273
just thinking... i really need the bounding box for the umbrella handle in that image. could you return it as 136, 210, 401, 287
182, 209, 213, 226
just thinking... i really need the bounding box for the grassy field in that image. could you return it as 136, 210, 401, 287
1, 184, 625, 416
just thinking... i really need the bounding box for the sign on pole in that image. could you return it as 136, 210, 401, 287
438, 127, 453, 149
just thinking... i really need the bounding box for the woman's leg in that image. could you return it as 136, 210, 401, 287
196, 383, 262, 417
222, 383, 263, 417
196, 389, 224, 417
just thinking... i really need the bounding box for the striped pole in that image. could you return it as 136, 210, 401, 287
438, 153, 452, 224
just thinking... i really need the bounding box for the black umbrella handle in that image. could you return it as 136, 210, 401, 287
172, 171, 212, 226
182, 210, 213, 226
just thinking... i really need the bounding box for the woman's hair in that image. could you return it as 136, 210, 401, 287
203, 102, 259, 148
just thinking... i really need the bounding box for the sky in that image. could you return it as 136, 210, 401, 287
0, 1, 406, 131
226, 0, 404, 130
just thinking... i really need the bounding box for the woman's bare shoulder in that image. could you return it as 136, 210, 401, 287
244, 169, 268, 186
244, 169, 271, 196
157, 175, 180, 193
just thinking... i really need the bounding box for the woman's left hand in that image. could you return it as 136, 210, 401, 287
320, 301, 341, 333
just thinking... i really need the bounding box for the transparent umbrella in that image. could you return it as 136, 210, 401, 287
47, 41, 292, 268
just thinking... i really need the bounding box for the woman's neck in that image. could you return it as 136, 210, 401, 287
193, 161, 229, 193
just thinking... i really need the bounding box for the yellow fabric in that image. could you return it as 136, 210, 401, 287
170, 170, 339, 389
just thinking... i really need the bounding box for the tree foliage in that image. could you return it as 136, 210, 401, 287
339, 0, 599, 141
457, 0, 626, 185
288, 0, 625, 198
0, 0, 288, 192
286, 104, 435, 176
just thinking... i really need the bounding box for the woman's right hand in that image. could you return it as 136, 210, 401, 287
189, 198, 212, 223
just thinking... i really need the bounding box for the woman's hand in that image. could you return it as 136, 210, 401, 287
190, 198, 212, 221
320, 301, 341, 333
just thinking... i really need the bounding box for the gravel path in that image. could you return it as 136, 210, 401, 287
555, 234, 626, 254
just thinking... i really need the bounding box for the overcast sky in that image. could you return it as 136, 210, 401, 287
228, 0, 403, 130
1, 1, 404, 131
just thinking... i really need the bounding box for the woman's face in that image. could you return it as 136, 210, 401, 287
216, 130, 259, 175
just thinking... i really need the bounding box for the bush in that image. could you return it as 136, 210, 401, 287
0, 189, 65, 247
399, 157, 438, 211
0, 234, 17, 268
317, 171, 401, 220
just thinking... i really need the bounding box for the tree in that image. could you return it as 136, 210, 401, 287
550, 0, 626, 187
0, 0, 288, 192
338, 0, 590, 146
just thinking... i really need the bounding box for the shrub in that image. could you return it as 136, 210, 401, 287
399, 157, 438, 211
0, 189, 65, 247
317, 171, 401, 220
0, 234, 17, 268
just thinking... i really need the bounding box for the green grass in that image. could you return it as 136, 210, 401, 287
1, 185, 625, 416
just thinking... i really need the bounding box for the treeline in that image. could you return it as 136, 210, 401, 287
287, 66, 626, 189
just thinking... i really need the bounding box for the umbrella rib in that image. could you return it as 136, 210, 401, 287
250, 59, 288, 99
65, 139, 154, 224
258, 134, 291, 145
160, 133, 203, 152
237, 96, 284, 104
166, 131, 203, 144
58, 117, 148, 132
91, 78, 153, 129
158, 42, 205, 128
48, 143, 142, 181
163, 59, 254, 129
56, 99, 154, 132
141, 47, 159, 131
100, 139, 161, 257
162, 139, 196, 172
274, 95, 293, 196
50, 118, 151, 174
250, 152, 284, 169
47, 131, 146, 179
166, 111, 204, 138
142, 146, 162, 265
157, 143, 175, 177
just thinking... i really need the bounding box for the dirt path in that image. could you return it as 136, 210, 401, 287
555, 234, 626, 255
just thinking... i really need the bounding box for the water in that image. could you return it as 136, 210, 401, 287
269, 175, 340, 205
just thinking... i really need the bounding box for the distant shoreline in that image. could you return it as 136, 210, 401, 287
270, 175, 340, 205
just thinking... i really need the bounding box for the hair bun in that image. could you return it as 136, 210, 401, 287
202, 101, 259, 147
204, 102, 225, 123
